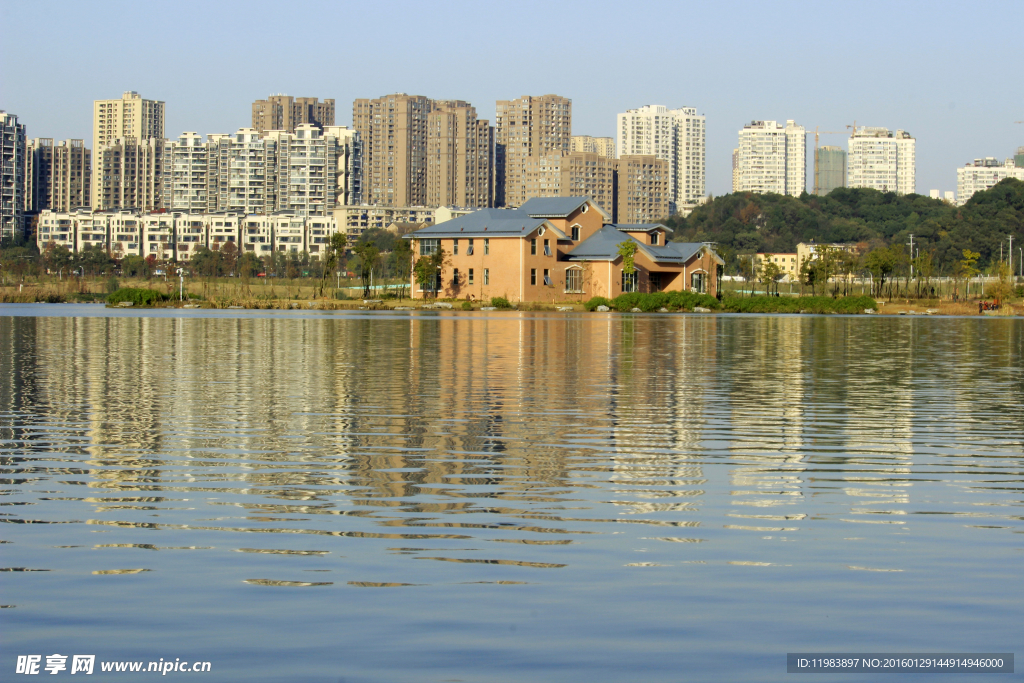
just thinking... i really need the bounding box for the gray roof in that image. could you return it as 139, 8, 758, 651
615, 222, 674, 234
402, 208, 565, 239
519, 197, 612, 220
564, 225, 718, 264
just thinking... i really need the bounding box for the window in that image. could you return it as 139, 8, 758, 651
531, 268, 537, 285
468, 268, 474, 284
543, 239, 551, 256
419, 238, 439, 256
453, 268, 459, 285
691, 271, 706, 293
531, 238, 537, 255
543, 269, 551, 286
484, 238, 489, 255
565, 268, 583, 293
484, 268, 489, 285
467, 238, 474, 255
453, 239, 459, 255
622, 270, 639, 293
650, 232, 659, 245
650, 272, 662, 291
571, 225, 580, 241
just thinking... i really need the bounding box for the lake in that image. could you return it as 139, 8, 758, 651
2, 305, 1022, 682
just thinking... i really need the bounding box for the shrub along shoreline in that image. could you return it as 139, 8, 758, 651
585, 292, 877, 314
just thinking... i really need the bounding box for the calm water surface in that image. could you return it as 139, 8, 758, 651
1, 305, 1022, 682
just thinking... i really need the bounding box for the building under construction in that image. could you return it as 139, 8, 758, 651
815, 146, 846, 196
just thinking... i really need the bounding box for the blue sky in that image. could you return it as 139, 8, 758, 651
2, 0, 1022, 198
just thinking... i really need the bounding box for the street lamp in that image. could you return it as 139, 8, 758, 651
176, 268, 184, 302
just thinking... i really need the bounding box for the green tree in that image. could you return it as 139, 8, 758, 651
956, 249, 981, 299
617, 240, 638, 274
865, 246, 899, 299
760, 258, 783, 296
413, 246, 449, 299
351, 242, 380, 298
318, 232, 347, 298
390, 238, 413, 299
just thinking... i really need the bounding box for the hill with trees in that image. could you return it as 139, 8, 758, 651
666, 178, 1024, 277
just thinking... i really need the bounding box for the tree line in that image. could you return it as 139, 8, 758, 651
1, 227, 414, 297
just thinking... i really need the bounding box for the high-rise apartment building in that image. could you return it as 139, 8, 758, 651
170, 126, 360, 216
94, 138, 165, 211
559, 153, 617, 218
353, 94, 433, 207
207, 129, 276, 215
163, 133, 210, 213
814, 146, 846, 196
495, 94, 571, 207
426, 101, 493, 208
735, 120, 806, 196
324, 126, 362, 207
26, 139, 91, 213
265, 124, 345, 216
617, 155, 670, 224
252, 95, 335, 135
1013, 146, 1023, 169
847, 127, 915, 195
353, 94, 492, 209
520, 151, 622, 221
1, 111, 27, 240
571, 135, 616, 158
616, 105, 705, 214
92, 92, 165, 207
956, 157, 1024, 205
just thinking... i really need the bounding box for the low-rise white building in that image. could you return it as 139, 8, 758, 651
956, 157, 1024, 205
36, 210, 341, 260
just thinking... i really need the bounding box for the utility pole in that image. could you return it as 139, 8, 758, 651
1009, 235, 1013, 276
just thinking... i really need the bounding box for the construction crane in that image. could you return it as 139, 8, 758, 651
806, 126, 850, 194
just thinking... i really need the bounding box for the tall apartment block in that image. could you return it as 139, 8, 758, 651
571, 135, 616, 158
814, 146, 846, 196
617, 155, 670, 224
1015, 146, 1024, 169
163, 126, 361, 216
1, 111, 27, 240
162, 133, 210, 212
847, 127, 915, 195
735, 120, 806, 196
353, 94, 432, 207
956, 157, 1024, 205
354, 94, 492, 209
324, 126, 362, 207
26, 139, 91, 213
92, 92, 165, 208
95, 138, 165, 211
495, 94, 571, 207
252, 95, 335, 135
426, 101, 493, 208
616, 105, 705, 214
521, 151, 667, 223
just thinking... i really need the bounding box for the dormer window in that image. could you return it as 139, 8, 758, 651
650, 232, 659, 246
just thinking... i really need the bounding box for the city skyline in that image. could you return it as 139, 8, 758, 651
2, 0, 1022, 198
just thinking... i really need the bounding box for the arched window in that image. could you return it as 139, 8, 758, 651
565, 266, 584, 293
